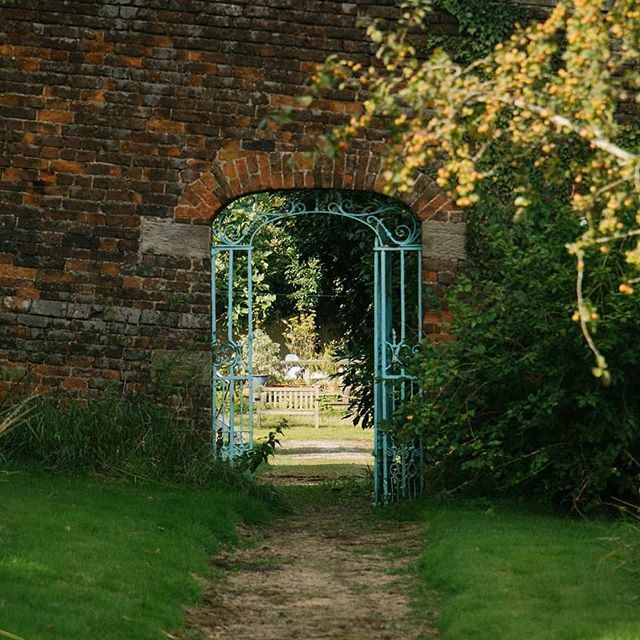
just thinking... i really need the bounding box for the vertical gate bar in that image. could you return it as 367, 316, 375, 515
211, 248, 217, 344
380, 247, 389, 504
227, 249, 234, 342
417, 248, 423, 340
373, 246, 381, 504
385, 248, 393, 358
227, 249, 235, 460
380, 247, 387, 392
211, 247, 217, 450
416, 247, 424, 496
402, 445, 407, 498
247, 246, 254, 448
238, 375, 244, 437
400, 249, 407, 404
400, 249, 406, 344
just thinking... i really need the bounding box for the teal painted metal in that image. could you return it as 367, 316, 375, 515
211, 190, 424, 503
373, 244, 424, 504
211, 245, 254, 461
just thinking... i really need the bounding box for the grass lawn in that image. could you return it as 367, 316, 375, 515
0, 469, 274, 640
255, 412, 374, 473
412, 499, 640, 640
258, 462, 373, 479
254, 411, 372, 442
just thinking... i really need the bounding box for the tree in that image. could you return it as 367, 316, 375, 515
310, 0, 640, 380
212, 192, 320, 327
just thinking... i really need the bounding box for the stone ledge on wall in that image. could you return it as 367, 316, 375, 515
141, 218, 211, 259
422, 220, 466, 262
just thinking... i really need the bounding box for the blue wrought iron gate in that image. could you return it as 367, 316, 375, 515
211, 191, 424, 504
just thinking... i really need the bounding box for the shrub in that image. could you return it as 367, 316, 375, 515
395, 177, 640, 511
246, 327, 282, 378
283, 312, 318, 359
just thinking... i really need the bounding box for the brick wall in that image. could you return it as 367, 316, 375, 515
0, 1, 469, 396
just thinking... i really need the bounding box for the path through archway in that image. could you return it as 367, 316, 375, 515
186, 483, 437, 639
210, 190, 425, 504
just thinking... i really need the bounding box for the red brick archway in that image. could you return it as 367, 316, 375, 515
175, 143, 457, 225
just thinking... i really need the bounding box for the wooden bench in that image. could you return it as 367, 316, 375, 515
257, 386, 320, 429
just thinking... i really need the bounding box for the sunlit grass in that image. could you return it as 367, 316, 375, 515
255, 411, 374, 473
257, 462, 371, 477
414, 499, 640, 640
254, 411, 372, 442
0, 469, 273, 640
269, 454, 373, 466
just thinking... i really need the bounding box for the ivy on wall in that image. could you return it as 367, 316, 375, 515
426, 0, 531, 63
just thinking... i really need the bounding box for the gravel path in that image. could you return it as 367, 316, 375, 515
275, 438, 374, 466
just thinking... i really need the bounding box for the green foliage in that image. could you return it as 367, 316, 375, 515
603, 501, 640, 576
216, 190, 416, 429
1, 392, 218, 486
237, 419, 288, 474
414, 499, 640, 639
286, 255, 322, 314
148, 352, 209, 421
394, 167, 640, 510
283, 312, 318, 359
0, 392, 281, 509
0, 396, 34, 440
214, 193, 326, 327
291, 204, 377, 428
247, 327, 282, 376
311, 0, 640, 372
0, 470, 273, 640
425, 0, 528, 63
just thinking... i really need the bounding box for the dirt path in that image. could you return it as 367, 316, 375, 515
187, 483, 438, 640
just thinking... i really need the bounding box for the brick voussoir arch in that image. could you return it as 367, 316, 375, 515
173, 144, 465, 340
175, 143, 461, 225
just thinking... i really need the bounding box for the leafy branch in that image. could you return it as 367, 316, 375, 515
308, 0, 640, 376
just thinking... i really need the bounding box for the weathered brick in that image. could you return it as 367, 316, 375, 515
31, 299, 67, 317
51, 160, 84, 174
0, 0, 472, 402
67, 303, 97, 319
111, 307, 141, 324
2, 296, 31, 312
178, 314, 209, 329
123, 275, 144, 289
37, 110, 74, 124
0, 264, 37, 281
101, 262, 120, 277
63, 376, 88, 391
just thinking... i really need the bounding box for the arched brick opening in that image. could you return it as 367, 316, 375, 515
165, 147, 464, 342
174, 145, 457, 225
0, 1, 468, 396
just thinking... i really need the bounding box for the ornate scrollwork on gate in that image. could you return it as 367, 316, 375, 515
211, 190, 421, 248
211, 339, 241, 369
380, 434, 425, 503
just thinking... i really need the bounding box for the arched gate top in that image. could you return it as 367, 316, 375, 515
211, 190, 421, 248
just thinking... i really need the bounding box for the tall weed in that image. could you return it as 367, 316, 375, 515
0, 396, 35, 440
0, 392, 282, 506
